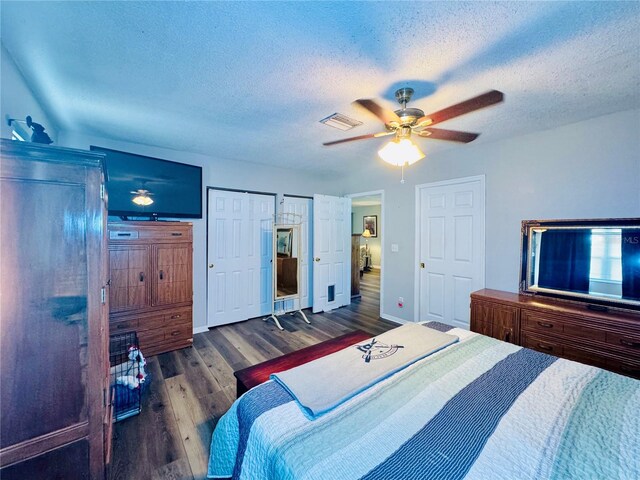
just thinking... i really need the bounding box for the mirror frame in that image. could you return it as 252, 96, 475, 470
519, 218, 640, 311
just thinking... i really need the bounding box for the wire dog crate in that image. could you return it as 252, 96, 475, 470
109, 331, 147, 422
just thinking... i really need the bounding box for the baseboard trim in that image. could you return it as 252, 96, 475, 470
193, 325, 209, 334
380, 313, 409, 325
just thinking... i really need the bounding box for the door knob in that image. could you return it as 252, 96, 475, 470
420, 262, 425, 268
208, 263, 214, 269
314, 257, 321, 262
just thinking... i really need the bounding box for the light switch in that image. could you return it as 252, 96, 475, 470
391, 243, 399, 252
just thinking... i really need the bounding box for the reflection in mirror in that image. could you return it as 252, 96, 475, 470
527, 225, 640, 306
277, 228, 293, 257
275, 227, 298, 299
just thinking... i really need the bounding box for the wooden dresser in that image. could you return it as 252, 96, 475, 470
0, 140, 110, 479
108, 221, 193, 357
471, 289, 640, 378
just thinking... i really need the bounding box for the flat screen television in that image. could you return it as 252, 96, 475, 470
91, 146, 202, 219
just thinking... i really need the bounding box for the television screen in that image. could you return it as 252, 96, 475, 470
91, 146, 202, 219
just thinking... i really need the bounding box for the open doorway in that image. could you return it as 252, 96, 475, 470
348, 190, 383, 316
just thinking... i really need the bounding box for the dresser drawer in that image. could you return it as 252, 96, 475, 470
165, 307, 192, 323
138, 314, 166, 332
109, 317, 139, 333
521, 310, 604, 342
136, 309, 192, 331
605, 331, 640, 356
138, 227, 192, 242
521, 332, 564, 357
165, 321, 192, 342
138, 327, 166, 346
108, 223, 192, 243
563, 322, 605, 342
522, 332, 608, 371
609, 357, 640, 379
522, 311, 564, 334
562, 344, 608, 370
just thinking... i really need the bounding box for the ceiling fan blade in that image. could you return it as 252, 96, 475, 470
417, 90, 504, 126
416, 128, 480, 143
353, 99, 401, 125
323, 131, 393, 146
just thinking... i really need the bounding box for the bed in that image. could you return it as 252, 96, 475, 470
208, 322, 640, 480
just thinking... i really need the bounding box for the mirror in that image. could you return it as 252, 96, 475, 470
521, 219, 640, 309
275, 226, 299, 299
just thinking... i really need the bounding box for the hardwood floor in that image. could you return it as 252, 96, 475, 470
109, 269, 389, 479
360, 266, 380, 300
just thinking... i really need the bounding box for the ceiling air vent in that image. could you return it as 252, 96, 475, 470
319, 113, 362, 131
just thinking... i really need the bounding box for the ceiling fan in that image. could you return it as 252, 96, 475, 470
323, 88, 504, 165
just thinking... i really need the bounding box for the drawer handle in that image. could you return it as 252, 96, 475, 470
171, 232, 183, 236
117, 232, 132, 237
170, 314, 182, 319
116, 324, 125, 329
537, 321, 553, 328
159, 270, 164, 280
139, 272, 144, 282
620, 339, 640, 349
171, 330, 180, 336
537, 343, 553, 351
503, 330, 511, 342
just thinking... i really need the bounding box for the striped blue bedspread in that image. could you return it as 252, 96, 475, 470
208, 323, 640, 480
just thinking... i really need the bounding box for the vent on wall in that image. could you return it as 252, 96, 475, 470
319, 113, 362, 131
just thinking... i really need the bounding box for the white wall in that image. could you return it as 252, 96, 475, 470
0, 43, 58, 142
352, 204, 382, 267
338, 109, 640, 322
58, 131, 340, 332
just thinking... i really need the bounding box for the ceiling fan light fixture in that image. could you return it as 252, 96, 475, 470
378, 138, 425, 166
132, 189, 154, 206
132, 194, 154, 206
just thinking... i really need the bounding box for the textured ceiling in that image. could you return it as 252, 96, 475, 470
2, 1, 639, 175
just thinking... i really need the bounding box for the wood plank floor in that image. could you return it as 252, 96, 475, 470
109, 269, 389, 480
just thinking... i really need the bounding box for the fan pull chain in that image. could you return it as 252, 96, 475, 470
401, 164, 406, 184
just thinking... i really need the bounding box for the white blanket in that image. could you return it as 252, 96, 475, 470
270, 324, 459, 418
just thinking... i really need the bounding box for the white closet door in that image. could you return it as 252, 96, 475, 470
312, 194, 351, 313
207, 190, 274, 327
416, 176, 485, 328
282, 196, 313, 310
247, 194, 275, 318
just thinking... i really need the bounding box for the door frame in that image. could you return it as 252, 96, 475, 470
205, 186, 277, 328
413, 175, 485, 323
346, 189, 385, 318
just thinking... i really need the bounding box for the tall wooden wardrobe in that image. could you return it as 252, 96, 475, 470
0, 140, 110, 479
107, 221, 193, 356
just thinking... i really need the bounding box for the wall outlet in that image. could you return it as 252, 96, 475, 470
391, 243, 399, 252
398, 296, 404, 308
